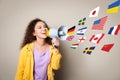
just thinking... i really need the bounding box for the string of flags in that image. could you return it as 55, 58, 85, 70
65, 0, 120, 55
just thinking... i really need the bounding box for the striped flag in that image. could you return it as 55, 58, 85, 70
67, 26, 76, 35
83, 46, 95, 55
70, 44, 79, 49
78, 36, 86, 43
108, 24, 120, 35
89, 33, 105, 44
101, 43, 114, 52
92, 16, 108, 30
76, 27, 87, 35
89, 6, 100, 17
106, 0, 120, 13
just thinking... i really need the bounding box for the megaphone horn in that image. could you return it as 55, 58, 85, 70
46, 25, 68, 40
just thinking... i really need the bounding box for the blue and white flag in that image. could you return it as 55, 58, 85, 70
76, 27, 87, 35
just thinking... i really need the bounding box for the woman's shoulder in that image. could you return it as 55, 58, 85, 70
21, 42, 34, 52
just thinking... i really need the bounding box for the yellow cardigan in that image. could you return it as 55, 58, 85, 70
15, 42, 62, 80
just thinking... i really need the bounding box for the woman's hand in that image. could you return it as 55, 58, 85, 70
52, 38, 60, 49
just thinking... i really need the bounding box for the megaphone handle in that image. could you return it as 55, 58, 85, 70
54, 45, 59, 49
52, 38, 59, 49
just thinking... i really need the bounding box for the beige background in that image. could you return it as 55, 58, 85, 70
0, 0, 120, 80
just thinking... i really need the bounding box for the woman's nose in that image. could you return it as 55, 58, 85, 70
42, 27, 47, 31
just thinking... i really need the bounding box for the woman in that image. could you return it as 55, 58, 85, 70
15, 18, 62, 80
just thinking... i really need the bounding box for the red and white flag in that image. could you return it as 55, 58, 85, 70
78, 37, 86, 43
89, 33, 105, 44
66, 35, 74, 41
92, 16, 108, 30
89, 6, 100, 17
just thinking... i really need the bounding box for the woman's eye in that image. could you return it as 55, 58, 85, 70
38, 27, 41, 29
38, 26, 47, 29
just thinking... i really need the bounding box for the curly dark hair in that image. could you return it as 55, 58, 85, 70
21, 18, 52, 48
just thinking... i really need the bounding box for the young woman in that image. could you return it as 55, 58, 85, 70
15, 18, 62, 80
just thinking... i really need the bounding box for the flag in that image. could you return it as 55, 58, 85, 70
70, 44, 79, 49
67, 26, 76, 35
89, 33, 105, 44
89, 6, 100, 17
101, 43, 114, 52
66, 35, 74, 41
83, 46, 95, 55
108, 24, 120, 35
78, 17, 86, 25
92, 16, 108, 30
78, 36, 86, 43
76, 27, 87, 35
106, 0, 120, 13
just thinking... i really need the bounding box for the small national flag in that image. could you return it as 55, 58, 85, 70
101, 43, 114, 52
78, 36, 86, 43
78, 17, 86, 25
92, 16, 108, 30
66, 35, 74, 41
89, 6, 100, 17
106, 0, 120, 13
67, 26, 76, 35
108, 24, 120, 35
76, 27, 87, 35
89, 33, 105, 44
83, 46, 95, 55
70, 44, 79, 49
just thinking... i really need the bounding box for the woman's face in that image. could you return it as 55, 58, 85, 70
33, 21, 48, 39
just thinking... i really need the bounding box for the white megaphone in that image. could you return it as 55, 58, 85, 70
46, 26, 68, 40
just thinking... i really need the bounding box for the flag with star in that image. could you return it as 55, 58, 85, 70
78, 17, 86, 25
92, 16, 108, 30
101, 43, 114, 52
76, 27, 87, 35
83, 46, 95, 55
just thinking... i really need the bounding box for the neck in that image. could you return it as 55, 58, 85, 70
36, 38, 46, 46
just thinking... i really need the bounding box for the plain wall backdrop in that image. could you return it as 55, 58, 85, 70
0, 0, 120, 80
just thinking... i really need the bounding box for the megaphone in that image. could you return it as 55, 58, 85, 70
46, 26, 68, 40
